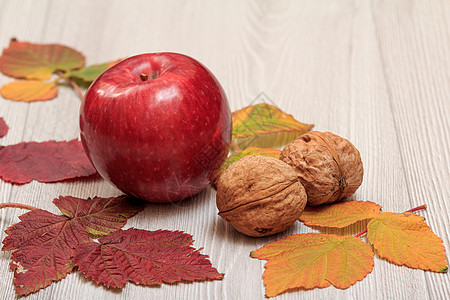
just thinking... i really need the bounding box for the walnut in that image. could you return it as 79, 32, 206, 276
280, 131, 363, 206
216, 155, 307, 237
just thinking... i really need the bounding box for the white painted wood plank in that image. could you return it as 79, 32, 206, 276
372, 1, 450, 299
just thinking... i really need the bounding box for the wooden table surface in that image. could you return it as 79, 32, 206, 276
0, 0, 449, 299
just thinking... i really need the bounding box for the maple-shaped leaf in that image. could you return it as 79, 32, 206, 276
0, 39, 85, 80
54, 195, 147, 237
0, 139, 97, 184
367, 212, 448, 272
73, 228, 223, 288
219, 147, 281, 173
251, 233, 374, 297
300, 200, 382, 228
232, 103, 313, 150
2, 209, 88, 296
0, 80, 58, 101
68, 59, 123, 82
2, 195, 144, 296
0, 117, 8, 137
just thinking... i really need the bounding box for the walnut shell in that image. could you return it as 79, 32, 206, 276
216, 155, 307, 237
280, 131, 363, 206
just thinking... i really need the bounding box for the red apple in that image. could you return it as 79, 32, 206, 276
80, 53, 231, 203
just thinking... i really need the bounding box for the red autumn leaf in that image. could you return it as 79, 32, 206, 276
0, 139, 97, 184
0, 117, 8, 137
73, 228, 224, 288
54, 195, 147, 237
3, 209, 88, 296
2, 195, 144, 296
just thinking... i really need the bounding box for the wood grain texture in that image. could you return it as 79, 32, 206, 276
0, 0, 448, 299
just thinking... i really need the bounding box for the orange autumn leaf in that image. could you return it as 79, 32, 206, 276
0, 80, 57, 102
251, 233, 374, 297
300, 200, 382, 228
0, 39, 85, 80
232, 103, 313, 150
367, 212, 448, 272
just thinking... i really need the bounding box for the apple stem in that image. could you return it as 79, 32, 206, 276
140, 73, 149, 81
355, 204, 428, 238
0, 202, 39, 211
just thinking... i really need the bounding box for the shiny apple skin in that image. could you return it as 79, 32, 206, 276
80, 53, 231, 203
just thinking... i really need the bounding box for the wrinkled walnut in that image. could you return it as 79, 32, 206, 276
216, 155, 307, 237
280, 131, 363, 206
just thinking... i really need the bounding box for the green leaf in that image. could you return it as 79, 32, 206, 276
68, 59, 123, 82
232, 103, 313, 150
0, 39, 85, 80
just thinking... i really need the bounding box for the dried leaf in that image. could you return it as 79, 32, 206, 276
251, 233, 374, 297
232, 103, 313, 150
73, 228, 223, 288
2, 195, 141, 296
300, 200, 382, 228
219, 147, 281, 173
0, 117, 8, 137
2, 210, 87, 296
69, 59, 123, 82
0, 139, 97, 184
0, 80, 57, 102
367, 212, 448, 272
54, 195, 147, 238
0, 39, 85, 80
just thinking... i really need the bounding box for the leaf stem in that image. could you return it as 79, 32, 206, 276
405, 204, 427, 213
231, 140, 241, 152
56, 71, 84, 101
355, 229, 367, 238
355, 204, 428, 238
0, 202, 39, 211
68, 77, 84, 101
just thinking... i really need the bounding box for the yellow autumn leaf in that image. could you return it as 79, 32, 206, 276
367, 212, 448, 272
300, 200, 382, 228
251, 233, 374, 297
219, 147, 281, 173
232, 103, 313, 150
0, 80, 58, 102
